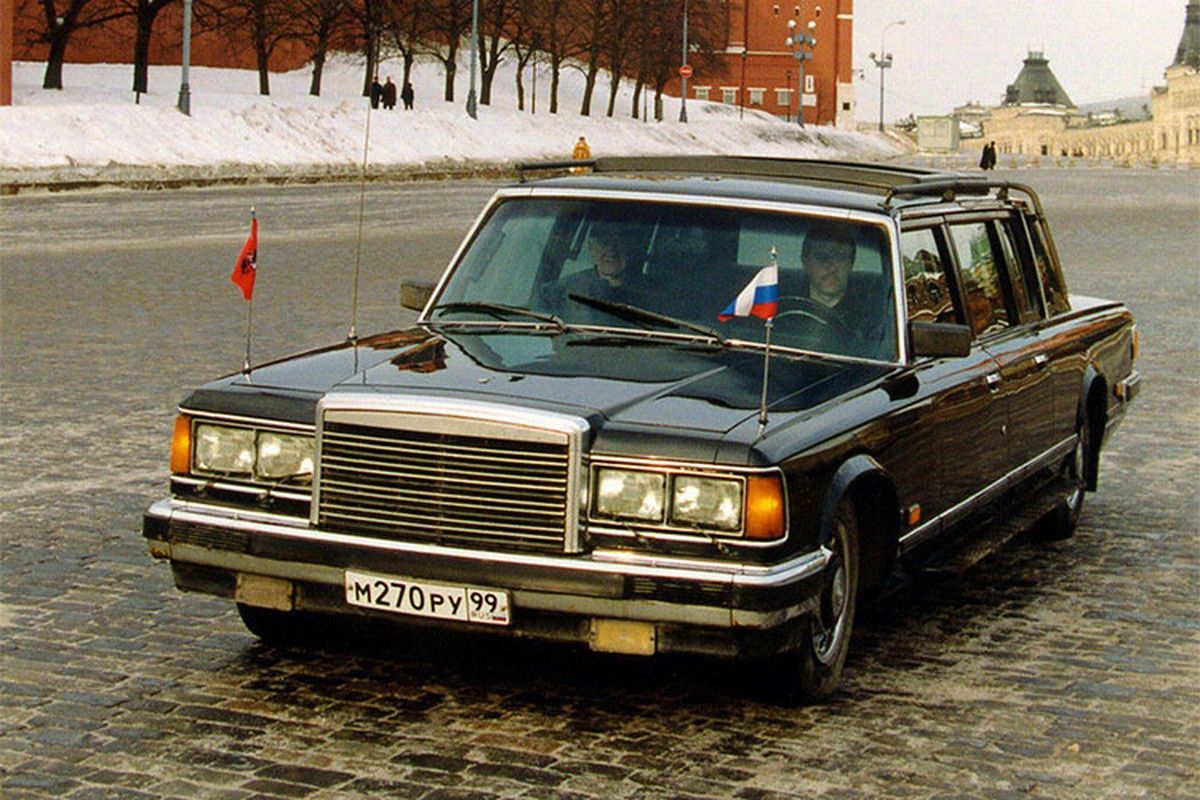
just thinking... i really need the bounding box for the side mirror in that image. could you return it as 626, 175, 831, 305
909, 321, 972, 358
400, 280, 435, 312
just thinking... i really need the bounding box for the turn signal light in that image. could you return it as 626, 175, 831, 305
170, 415, 192, 475
744, 475, 785, 540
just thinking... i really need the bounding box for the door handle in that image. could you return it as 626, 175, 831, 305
1033, 353, 1049, 369
985, 372, 1002, 391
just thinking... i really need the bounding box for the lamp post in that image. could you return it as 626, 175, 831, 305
177, 0, 192, 115
466, 0, 479, 119
785, 11, 817, 128
679, 0, 689, 123
869, 19, 904, 132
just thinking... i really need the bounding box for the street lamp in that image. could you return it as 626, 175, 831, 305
785, 10, 818, 128
679, 0, 689, 123
869, 19, 904, 132
466, 0, 479, 119
177, 0, 192, 115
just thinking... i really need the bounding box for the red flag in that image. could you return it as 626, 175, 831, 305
231, 214, 257, 300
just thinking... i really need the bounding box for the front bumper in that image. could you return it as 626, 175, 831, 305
144, 498, 830, 658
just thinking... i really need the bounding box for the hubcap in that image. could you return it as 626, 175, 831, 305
813, 523, 849, 664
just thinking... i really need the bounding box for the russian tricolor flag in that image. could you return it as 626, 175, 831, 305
718, 264, 779, 321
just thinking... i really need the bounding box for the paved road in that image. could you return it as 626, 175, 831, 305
1, 169, 1197, 799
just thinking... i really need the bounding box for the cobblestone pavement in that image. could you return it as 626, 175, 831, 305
1, 170, 1197, 799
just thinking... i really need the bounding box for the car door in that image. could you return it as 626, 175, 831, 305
892, 222, 1007, 546
969, 214, 1060, 472
938, 219, 1014, 506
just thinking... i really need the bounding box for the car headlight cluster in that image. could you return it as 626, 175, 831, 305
174, 418, 314, 483
591, 466, 784, 540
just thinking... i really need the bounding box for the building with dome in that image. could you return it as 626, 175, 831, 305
973, 2, 1199, 164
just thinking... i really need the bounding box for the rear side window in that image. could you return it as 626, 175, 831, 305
900, 228, 960, 324
1026, 216, 1071, 316
948, 222, 1010, 337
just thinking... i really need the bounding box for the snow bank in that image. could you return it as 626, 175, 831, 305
2, 55, 903, 187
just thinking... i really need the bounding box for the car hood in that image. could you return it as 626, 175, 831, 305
184, 327, 890, 451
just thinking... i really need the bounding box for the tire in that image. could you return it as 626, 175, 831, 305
1037, 416, 1090, 541
236, 603, 314, 645
765, 498, 861, 703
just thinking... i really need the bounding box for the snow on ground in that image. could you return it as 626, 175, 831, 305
1, 53, 903, 186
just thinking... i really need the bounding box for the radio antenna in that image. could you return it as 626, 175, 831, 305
349, 94, 374, 342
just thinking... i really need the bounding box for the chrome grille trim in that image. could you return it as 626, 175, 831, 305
313, 394, 589, 553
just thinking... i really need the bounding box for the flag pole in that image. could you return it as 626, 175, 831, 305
756, 247, 779, 436
242, 207, 256, 376
758, 316, 772, 434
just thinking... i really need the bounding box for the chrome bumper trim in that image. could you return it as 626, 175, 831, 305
145, 496, 830, 604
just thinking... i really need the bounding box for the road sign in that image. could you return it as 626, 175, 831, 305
679, 64, 693, 79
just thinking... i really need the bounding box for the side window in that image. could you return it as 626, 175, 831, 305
1026, 215, 1071, 315
900, 228, 960, 324
948, 222, 1010, 337
999, 216, 1044, 322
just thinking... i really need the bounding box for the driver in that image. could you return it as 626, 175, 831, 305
797, 223, 882, 344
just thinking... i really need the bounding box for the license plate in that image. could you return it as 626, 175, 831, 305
344, 570, 510, 626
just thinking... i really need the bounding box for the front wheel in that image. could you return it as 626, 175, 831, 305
765, 498, 861, 703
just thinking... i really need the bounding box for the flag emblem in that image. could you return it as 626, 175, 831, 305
231, 215, 258, 300
718, 264, 779, 321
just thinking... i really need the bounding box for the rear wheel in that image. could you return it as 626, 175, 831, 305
766, 498, 860, 703
1038, 416, 1090, 541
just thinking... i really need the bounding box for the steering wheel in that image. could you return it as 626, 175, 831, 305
774, 295, 856, 341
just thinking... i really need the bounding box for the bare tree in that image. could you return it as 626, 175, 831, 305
25, 0, 128, 89
129, 0, 180, 94
507, 0, 545, 110
290, 0, 353, 95
203, 0, 298, 94
378, 0, 430, 93
425, 0, 472, 103
475, 0, 516, 105
345, 0, 385, 96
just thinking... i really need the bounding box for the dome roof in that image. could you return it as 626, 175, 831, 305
1003, 51, 1074, 108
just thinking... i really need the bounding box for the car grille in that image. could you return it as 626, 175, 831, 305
315, 406, 582, 554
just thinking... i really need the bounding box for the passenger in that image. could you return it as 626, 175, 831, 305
542, 222, 653, 319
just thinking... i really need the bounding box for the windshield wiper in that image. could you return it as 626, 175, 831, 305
429, 302, 567, 332
566, 294, 726, 347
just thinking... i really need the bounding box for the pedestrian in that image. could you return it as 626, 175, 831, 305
401, 81, 415, 110
979, 140, 997, 171
370, 76, 383, 110
383, 77, 397, 110
571, 135, 591, 173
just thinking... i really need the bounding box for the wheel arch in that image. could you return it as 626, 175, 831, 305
819, 454, 900, 595
1079, 365, 1107, 491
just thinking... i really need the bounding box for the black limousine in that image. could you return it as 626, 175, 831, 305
144, 157, 1140, 701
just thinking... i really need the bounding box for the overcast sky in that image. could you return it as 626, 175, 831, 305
852, 0, 1187, 120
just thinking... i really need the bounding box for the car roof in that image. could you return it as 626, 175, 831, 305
513, 156, 1035, 216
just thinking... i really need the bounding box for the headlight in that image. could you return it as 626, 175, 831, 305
594, 468, 665, 523
671, 475, 742, 531
256, 431, 314, 480
589, 465, 786, 541
186, 422, 313, 483
194, 423, 255, 475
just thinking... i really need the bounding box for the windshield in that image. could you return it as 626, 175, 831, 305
430, 196, 898, 361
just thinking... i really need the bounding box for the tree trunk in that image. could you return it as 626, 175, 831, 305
43, 32, 69, 90
579, 63, 598, 117
309, 48, 327, 95
131, 6, 155, 94
257, 45, 271, 95
549, 57, 561, 114
630, 80, 642, 119
443, 57, 457, 102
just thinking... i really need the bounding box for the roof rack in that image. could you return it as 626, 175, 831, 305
514, 155, 951, 192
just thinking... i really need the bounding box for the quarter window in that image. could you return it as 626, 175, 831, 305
900, 228, 959, 324
948, 222, 1010, 336
1026, 216, 1070, 315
